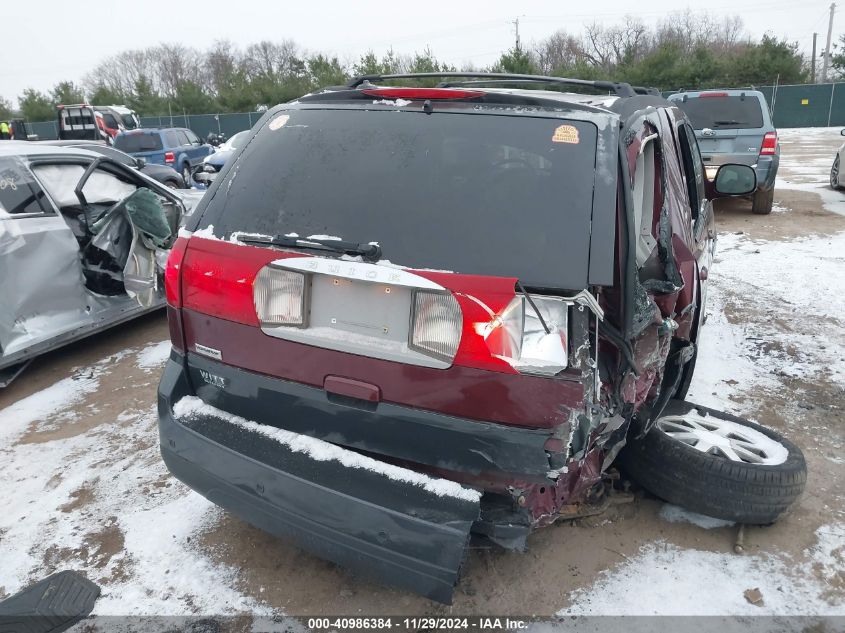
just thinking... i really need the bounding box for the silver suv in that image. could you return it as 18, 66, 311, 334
668, 89, 779, 214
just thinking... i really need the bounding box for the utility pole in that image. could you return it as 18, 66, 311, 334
812, 32, 818, 83
512, 17, 522, 51
821, 2, 836, 83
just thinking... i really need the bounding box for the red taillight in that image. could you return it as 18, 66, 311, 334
760, 131, 778, 156
362, 87, 485, 100
181, 237, 286, 326
699, 92, 728, 98
164, 236, 189, 307
164, 151, 175, 163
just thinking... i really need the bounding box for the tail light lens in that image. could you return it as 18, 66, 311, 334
478, 295, 569, 376
410, 291, 462, 361
760, 132, 778, 156
164, 236, 189, 307
165, 151, 175, 163
254, 267, 307, 326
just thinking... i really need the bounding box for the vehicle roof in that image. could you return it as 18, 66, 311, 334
0, 142, 103, 159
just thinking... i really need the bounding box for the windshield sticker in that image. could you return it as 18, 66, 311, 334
552, 124, 579, 144
269, 114, 290, 131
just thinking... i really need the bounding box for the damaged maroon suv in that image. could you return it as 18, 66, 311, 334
157, 73, 806, 603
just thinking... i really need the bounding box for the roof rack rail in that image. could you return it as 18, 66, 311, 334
631, 86, 662, 96
347, 72, 636, 97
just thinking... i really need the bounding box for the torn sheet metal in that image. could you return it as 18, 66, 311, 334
0, 215, 91, 357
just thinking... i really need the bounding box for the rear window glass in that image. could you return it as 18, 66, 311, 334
115, 133, 163, 153
674, 95, 765, 130
197, 108, 599, 287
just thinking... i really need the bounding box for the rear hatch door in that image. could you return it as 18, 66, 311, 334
674, 94, 767, 166
114, 132, 166, 165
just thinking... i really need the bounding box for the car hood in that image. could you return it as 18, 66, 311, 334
205, 150, 234, 167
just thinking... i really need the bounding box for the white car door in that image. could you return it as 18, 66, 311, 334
0, 156, 92, 358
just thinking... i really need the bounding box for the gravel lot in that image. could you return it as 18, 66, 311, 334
0, 128, 843, 619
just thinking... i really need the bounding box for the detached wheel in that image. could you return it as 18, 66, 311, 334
751, 187, 774, 214
831, 156, 842, 190
619, 403, 806, 524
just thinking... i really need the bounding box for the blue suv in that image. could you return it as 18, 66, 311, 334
115, 127, 213, 186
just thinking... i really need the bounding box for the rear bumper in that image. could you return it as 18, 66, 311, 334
158, 357, 480, 603
181, 351, 557, 479
753, 154, 779, 191
703, 153, 779, 191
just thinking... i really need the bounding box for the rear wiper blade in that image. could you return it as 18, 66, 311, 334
237, 234, 382, 261
712, 120, 740, 126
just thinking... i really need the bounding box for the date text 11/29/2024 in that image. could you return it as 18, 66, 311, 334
306, 617, 529, 630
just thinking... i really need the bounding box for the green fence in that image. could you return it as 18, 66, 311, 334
21, 81, 845, 139
137, 111, 265, 138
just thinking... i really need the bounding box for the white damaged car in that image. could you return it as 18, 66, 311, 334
830, 128, 845, 189
0, 143, 196, 387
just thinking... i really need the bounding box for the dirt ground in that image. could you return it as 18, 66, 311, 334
0, 128, 843, 619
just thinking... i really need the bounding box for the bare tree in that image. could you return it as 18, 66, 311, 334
534, 30, 588, 74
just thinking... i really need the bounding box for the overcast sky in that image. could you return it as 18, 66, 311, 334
1, 0, 839, 105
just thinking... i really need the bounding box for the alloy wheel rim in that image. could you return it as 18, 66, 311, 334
655, 410, 789, 465
832, 158, 840, 188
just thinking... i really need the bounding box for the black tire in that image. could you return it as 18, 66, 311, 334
751, 187, 774, 214
831, 155, 842, 190
164, 178, 181, 189
619, 402, 806, 524
182, 164, 192, 187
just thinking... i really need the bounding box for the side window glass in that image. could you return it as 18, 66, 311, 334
0, 157, 51, 217
33, 164, 136, 208
177, 131, 191, 146
677, 124, 706, 221
165, 131, 180, 148
185, 130, 200, 144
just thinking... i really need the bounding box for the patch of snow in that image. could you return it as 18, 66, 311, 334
558, 522, 845, 615
192, 225, 218, 240
305, 234, 342, 241
172, 396, 481, 503
95, 495, 267, 616
372, 99, 412, 107
776, 177, 845, 216
0, 401, 266, 615
659, 504, 735, 529
135, 340, 171, 370
0, 362, 108, 443
689, 230, 845, 411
